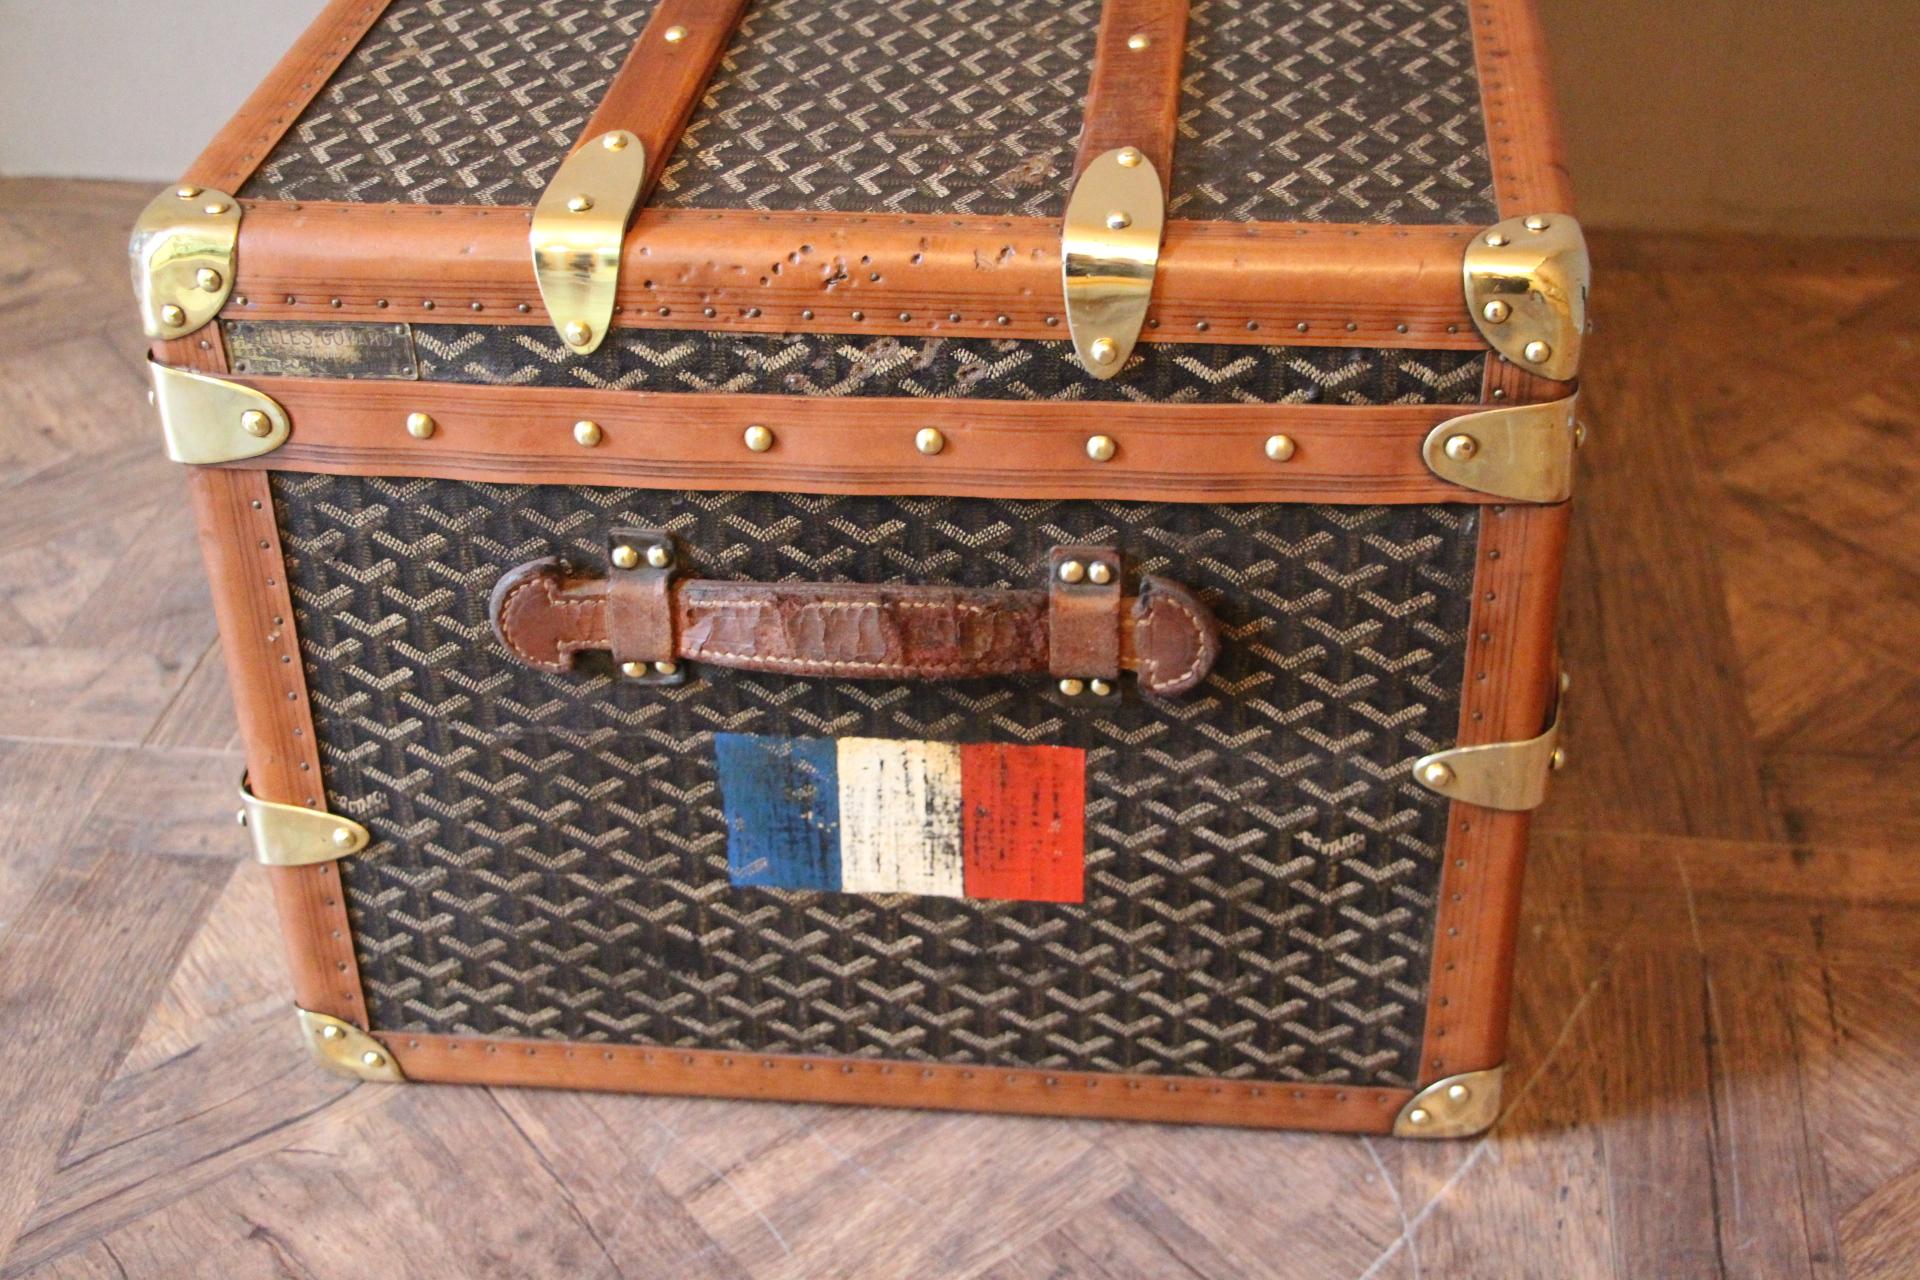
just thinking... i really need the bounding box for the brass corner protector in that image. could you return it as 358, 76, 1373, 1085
1423, 393, 1580, 503
1412, 699, 1566, 811
149, 358, 290, 464
298, 1009, 405, 1083
237, 777, 370, 866
1394, 1066, 1504, 1138
1063, 147, 1165, 379
130, 184, 240, 340
531, 130, 647, 356
1465, 214, 1588, 382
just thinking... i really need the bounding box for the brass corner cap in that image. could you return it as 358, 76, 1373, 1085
1393, 1065, 1504, 1138
131, 183, 239, 340
237, 776, 370, 866
298, 1009, 405, 1083
1464, 213, 1588, 382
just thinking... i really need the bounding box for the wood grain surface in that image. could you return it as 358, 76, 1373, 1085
3, 178, 1918, 1278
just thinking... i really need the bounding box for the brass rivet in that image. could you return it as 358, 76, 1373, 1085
160, 303, 187, 327
602, 132, 629, 150
663, 24, 688, 42
1058, 560, 1087, 584
1420, 761, 1455, 788
1089, 678, 1113, 697
320, 1023, 345, 1041
405, 412, 436, 439
1444, 434, 1479, 462
567, 194, 594, 213
1484, 231, 1508, 247
654, 660, 679, 676
1407, 1107, 1431, 1126
564, 320, 593, 347
331, 827, 355, 848
1446, 1083, 1471, 1103
361, 1050, 387, 1069
1088, 336, 1119, 365
1524, 215, 1551, 231
236, 808, 248, 827
573, 419, 603, 447
176, 185, 202, 199
1481, 299, 1511, 324
1086, 434, 1117, 462
645, 545, 672, 569
744, 425, 775, 452
1264, 434, 1296, 462
1126, 33, 1150, 50
195, 267, 224, 292
1549, 746, 1569, 771
1116, 147, 1142, 168
1523, 340, 1553, 364
203, 200, 229, 216
1106, 210, 1132, 230
1058, 678, 1086, 697
1560, 669, 1573, 694
611, 544, 641, 570
620, 660, 647, 678
915, 427, 945, 455
1087, 561, 1114, 586
1574, 420, 1591, 449
240, 410, 273, 438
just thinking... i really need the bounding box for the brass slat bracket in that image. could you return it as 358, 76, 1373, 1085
1422, 393, 1580, 503
531, 131, 647, 356
149, 359, 290, 464
130, 184, 240, 340
297, 1009, 405, 1083
237, 777, 370, 866
1063, 147, 1165, 379
1465, 214, 1588, 382
1412, 700, 1566, 811
1394, 1066, 1504, 1138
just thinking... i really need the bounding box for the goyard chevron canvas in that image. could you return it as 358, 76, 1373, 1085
143, 0, 1581, 1135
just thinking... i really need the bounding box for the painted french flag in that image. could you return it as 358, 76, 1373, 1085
713, 734, 1086, 904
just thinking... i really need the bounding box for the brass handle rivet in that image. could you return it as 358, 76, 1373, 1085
564, 320, 594, 347
1523, 340, 1553, 364
361, 1050, 387, 1069
1420, 761, 1455, 788
176, 185, 202, 199
1126, 33, 1151, 50
603, 132, 630, 151
1088, 336, 1119, 365
240, 410, 273, 438
1106, 210, 1132, 230
1574, 420, 1591, 450
620, 660, 647, 678
744, 425, 775, 452
1549, 747, 1569, 772
1407, 1107, 1432, 1126
573, 419, 603, 447
330, 827, 355, 848
1086, 434, 1117, 462
645, 545, 672, 569
406, 412, 436, 439
915, 427, 945, 455
1059, 560, 1087, 584
654, 660, 679, 676
1089, 678, 1113, 697
1481, 299, 1511, 324
1116, 147, 1142, 168
1443, 434, 1479, 462
663, 24, 688, 42
1264, 434, 1296, 462
611, 544, 641, 570
1524, 215, 1551, 232
160, 304, 187, 327
195, 267, 224, 292
320, 1024, 345, 1041
1446, 1083, 1472, 1103
203, 201, 230, 216
1087, 561, 1114, 586
567, 194, 594, 213
1484, 231, 1508, 247
1058, 678, 1086, 697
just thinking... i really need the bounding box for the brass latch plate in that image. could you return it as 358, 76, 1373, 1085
1423, 394, 1580, 503
1062, 147, 1165, 378
531, 130, 647, 356
150, 359, 290, 464
1394, 1066, 1503, 1138
237, 777, 370, 866
1412, 699, 1566, 811
130, 185, 239, 340
298, 1009, 405, 1082
1465, 214, 1588, 381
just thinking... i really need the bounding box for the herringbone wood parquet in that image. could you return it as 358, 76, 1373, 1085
2, 178, 1918, 1278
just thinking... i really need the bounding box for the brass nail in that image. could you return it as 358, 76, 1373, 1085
406, 412, 436, 439
573, 419, 603, 447
915, 427, 945, 455
1058, 560, 1087, 584
744, 425, 774, 452
1264, 434, 1296, 462
611, 545, 641, 570
1086, 434, 1116, 462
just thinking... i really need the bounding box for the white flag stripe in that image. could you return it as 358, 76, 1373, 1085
836, 737, 965, 897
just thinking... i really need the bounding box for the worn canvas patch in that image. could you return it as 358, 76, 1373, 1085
715, 735, 1086, 903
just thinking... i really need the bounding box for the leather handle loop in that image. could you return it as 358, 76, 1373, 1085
490, 543, 1219, 698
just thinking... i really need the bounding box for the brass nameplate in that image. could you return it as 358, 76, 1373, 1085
225, 321, 420, 381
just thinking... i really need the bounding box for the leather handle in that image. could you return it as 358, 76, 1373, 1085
490, 539, 1219, 698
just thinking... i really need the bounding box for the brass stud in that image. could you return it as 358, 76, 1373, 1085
330, 827, 355, 848
1116, 147, 1142, 168
159, 303, 187, 327
1058, 560, 1087, 584
1126, 32, 1151, 50
1481, 299, 1511, 324
663, 24, 688, 42
319, 1023, 345, 1041
566, 194, 594, 213
203, 200, 230, 216
1264, 434, 1296, 462
1106, 210, 1132, 230
744, 425, 775, 452
1444, 434, 1479, 462
195, 267, 224, 292
915, 427, 945, 455
654, 660, 679, 676
1058, 678, 1086, 697
1407, 1106, 1432, 1126
1484, 231, 1509, 247
646, 545, 672, 569
1523, 340, 1553, 364
1574, 420, 1592, 449
611, 544, 641, 570
405, 412, 436, 439
620, 660, 647, 678
176, 185, 202, 199
1549, 746, 1569, 772
1086, 434, 1117, 462
1446, 1083, 1472, 1103
1560, 669, 1573, 694
573, 419, 603, 447
1088, 336, 1119, 365
361, 1050, 387, 1070
1089, 678, 1113, 697
1420, 761, 1455, 788
1087, 561, 1114, 586
240, 410, 273, 438
602, 132, 629, 151
564, 320, 593, 347
1523, 215, 1551, 232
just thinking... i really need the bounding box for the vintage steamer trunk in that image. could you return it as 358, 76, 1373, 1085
134, 0, 1585, 1137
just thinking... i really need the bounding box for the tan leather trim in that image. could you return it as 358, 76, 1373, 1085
1418, 501, 1570, 1083
1076, 0, 1189, 184
1469, 0, 1576, 216
205, 373, 1510, 504
226, 202, 1483, 348
183, 0, 392, 192
382, 1033, 1409, 1132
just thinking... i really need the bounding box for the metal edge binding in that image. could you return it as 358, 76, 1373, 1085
1422, 393, 1581, 503
1464, 213, 1589, 382
149, 357, 290, 464
237, 775, 370, 866
297, 1009, 406, 1083
1393, 1066, 1504, 1138
530, 130, 648, 356
130, 184, 240, 340
1412, 695, 1567, 811
1063, 147, 1165, 378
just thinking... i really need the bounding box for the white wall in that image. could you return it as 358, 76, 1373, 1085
0, 0, 330, 180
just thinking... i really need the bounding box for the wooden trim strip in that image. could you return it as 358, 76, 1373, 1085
1075, 0, 1190, 184
1468, 0, 1576, 216
1417, 500, 1570, 1082
228, 203, 1483, 349
184, 0, 392, 192
211, 374, 1510, 505
385, 1033, 1409, 1132
575, 0, 749, 204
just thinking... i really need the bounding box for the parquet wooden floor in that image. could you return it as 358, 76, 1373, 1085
1, 178, 1916, 1279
